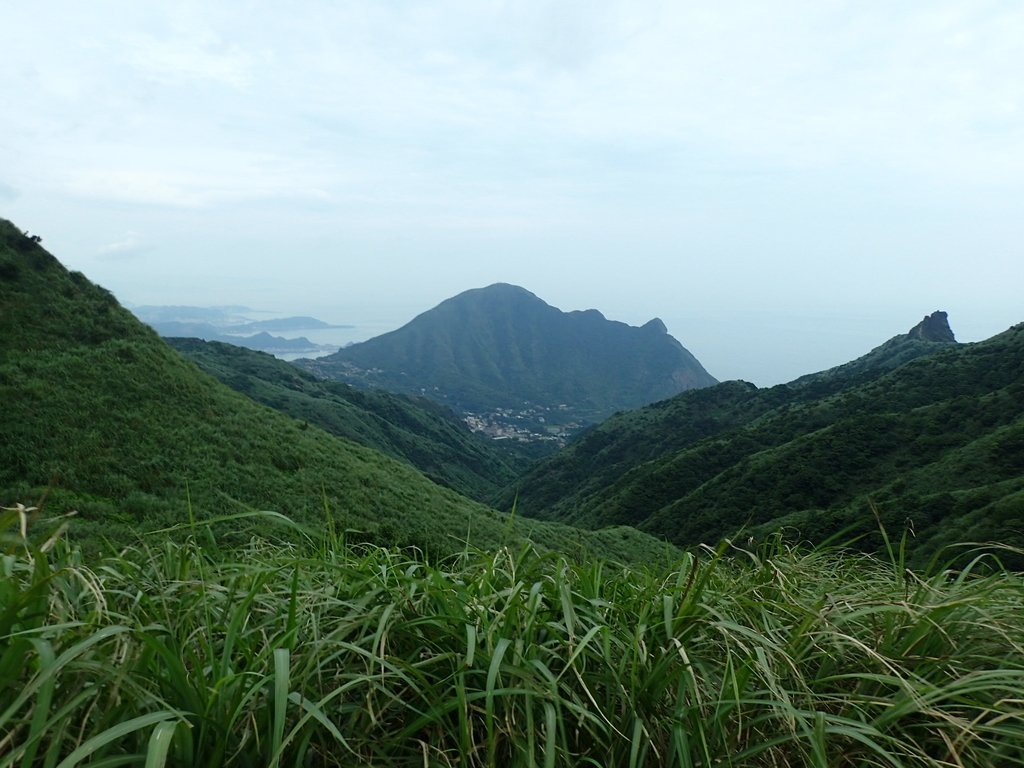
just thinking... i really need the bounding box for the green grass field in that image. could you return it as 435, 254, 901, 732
4, 504, 1023, 767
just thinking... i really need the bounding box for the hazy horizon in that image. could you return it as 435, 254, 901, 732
3, 1, 1022, 385
122, 288, 1014, 387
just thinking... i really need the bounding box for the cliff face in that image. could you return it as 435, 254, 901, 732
908, 311, 956, 343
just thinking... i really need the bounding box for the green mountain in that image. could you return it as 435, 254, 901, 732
297, 283, 717, 436
502, 314, 1024, 564
0, 219, 678, 563
167, 337, 526, 500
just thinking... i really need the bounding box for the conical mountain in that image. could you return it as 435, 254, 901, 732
0, 219, 677, 562
299, 283, 716, 427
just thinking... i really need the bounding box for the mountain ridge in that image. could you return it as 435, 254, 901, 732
787, 310, 960, 392
499, 311, 1024, 564
167, 336, 527, 500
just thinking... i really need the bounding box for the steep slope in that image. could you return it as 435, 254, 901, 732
502, 313, 961, 522
0, 219, 678, 563
498, 380, 771, 520
298, 284, 716, 431
640, 328, 1024, 557
502, 313, 1024, 563
167, 337, 525, 500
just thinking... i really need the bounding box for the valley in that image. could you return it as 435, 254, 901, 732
3, 218, 1023, 767
6, 3, 1023, 763
463, 403, 583, 447
5, 217, 1019, 565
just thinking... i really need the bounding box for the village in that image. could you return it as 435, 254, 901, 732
462, 404, 583, 446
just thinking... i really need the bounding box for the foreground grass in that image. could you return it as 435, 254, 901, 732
3, 506, 1024, 767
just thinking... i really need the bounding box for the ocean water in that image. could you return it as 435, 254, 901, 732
273, 323, 397, 361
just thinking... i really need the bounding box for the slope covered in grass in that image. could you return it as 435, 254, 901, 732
167, 337, 525, 501
4, 508, 1024, 767
0, 219, 676, 562
502, 315, 1024, 564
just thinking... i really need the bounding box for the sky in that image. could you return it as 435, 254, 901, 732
2, 0, 1022, 385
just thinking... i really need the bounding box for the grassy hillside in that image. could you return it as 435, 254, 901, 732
5, 511, 1023, 767
0, 219, 676, 563
166, 337, 525, 501
496, 380, 774, 518
503, 321, 1024, 564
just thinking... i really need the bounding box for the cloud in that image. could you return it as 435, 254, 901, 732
124, 32, 258, 89
0, 181, 18, 201
63, 153, 335, 208
6, 0, 1023, 216
96, 231, 147, 261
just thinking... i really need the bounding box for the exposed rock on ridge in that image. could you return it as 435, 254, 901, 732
787, 310, 959, 390
908, 311, 956, 343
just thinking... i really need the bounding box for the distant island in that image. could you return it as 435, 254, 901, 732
229, 316, 350, 333
131, 305, 351, 355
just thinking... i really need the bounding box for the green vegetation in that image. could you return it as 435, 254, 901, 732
4, 220, 1024, 767
299, 283, 716, 429
5, 507, 1024, 767
0, 219, 676, 564
504, 320, 1024, 566
167, 337, 526, 501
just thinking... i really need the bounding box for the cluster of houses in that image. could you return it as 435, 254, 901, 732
462, 405, 581, 446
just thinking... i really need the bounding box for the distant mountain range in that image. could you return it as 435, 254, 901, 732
297, 283, 717, 436
499, 310, 1024, 565
132, 305, 348, 354
147, 322, 328, 354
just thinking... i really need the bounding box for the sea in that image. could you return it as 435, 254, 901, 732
273, 322, 398, 361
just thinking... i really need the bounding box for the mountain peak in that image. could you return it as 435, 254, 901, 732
474, 283, 540, 300
438, 283, 548, 312
643, 318, 668, 334
787, 310, 960, 390
907, 311, 956, 343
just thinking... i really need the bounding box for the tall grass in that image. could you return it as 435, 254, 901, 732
3, 504, 1023, 766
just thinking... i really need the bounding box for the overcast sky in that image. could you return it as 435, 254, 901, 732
2, 1, 1022, 384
